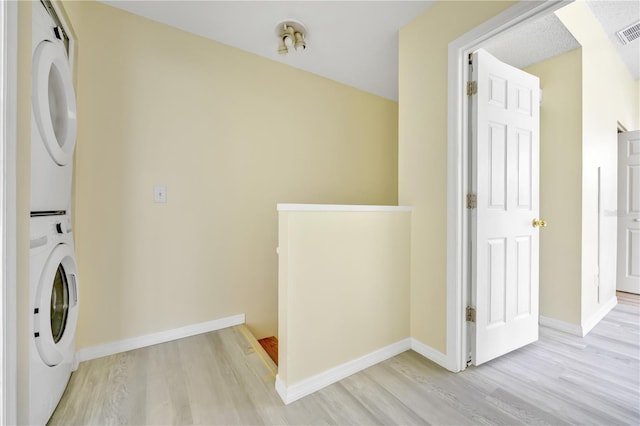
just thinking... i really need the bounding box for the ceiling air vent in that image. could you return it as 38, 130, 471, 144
616, 20, 640, 45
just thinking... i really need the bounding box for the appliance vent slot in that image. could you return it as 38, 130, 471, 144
617, 20, 640, 45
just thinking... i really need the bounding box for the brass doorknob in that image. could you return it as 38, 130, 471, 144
532, 219, 547, 228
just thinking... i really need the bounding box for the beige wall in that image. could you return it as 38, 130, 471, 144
400, 0, 640, 348
16, 1, 31, 423
62, 1, 398, 348
525, 49, 583, 325
398, 0, 515, 353
556, 1, 640, 325
278, 208, 410, 385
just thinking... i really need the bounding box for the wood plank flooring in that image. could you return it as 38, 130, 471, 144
257, 336, 278, 366
50, 304, 640, 425
618, 290, 640, 307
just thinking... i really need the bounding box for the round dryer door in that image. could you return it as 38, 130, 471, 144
32, 40, 77, 166
34, 243, 79, 367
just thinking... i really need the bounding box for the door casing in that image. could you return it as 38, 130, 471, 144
445, 0, 574, 373
1, 0, 18, 424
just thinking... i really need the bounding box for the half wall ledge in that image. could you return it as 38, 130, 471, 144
277, 203, 412, 212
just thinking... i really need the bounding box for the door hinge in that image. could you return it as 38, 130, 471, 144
466, 306, 476, 323
466, 193, 477, 209
467, 81, 477, 96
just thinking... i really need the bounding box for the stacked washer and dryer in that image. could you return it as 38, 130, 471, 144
29, 1, 80, 424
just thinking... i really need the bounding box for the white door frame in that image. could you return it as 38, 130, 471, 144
445, 0, 573, 372
1, 0, 18, 423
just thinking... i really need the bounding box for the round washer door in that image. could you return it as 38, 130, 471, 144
32, 40, 77, 166
34, 243, 79, 367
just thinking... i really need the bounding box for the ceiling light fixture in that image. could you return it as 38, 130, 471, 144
276, 20, 307, 55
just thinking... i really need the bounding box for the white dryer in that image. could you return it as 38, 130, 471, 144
31, 1, 77, 213
29, 215, 80, 425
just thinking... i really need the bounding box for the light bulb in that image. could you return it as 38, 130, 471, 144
278, 38, 288, 54
284, 35, 293, 48
294, 32, 306, 51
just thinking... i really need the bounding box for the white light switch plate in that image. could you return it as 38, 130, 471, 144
154, 186, 167, 203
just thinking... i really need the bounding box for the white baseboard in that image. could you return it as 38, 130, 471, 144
275, 375, 289, 403
582, 296, 617, 336
539, 315, 583, 336
540, 296, 617, 338
75, 313, 245, 363
410, 338, 455, 371
275, 338, 411, 405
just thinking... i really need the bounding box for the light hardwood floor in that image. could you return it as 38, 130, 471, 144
50, 304, 640, 425
617, 290, 640, 307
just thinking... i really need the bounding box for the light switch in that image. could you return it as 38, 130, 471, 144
154, 186, 167, 203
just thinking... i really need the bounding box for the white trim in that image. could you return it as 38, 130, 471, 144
410, 338, 456, 372
582, 296, 617, 336
75, 313, 245, 363
274, 375, 289, 403
275, 338, 411, 405
539, 296, 617, 337
446, 0, 573, 373
277, 204, 412, 213
1, 1, 18, 424
539, 315, 583, 337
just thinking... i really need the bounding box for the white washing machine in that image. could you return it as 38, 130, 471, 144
31, 1, 77, 213
29, 215, 80, 425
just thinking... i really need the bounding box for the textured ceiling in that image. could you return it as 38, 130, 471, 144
98, 0, 639, 102
464, 0, 639, 80
482, 13, 581, 70
587, 0, 640, 80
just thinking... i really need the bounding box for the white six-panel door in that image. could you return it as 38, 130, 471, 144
617, 130, 640, 294
470, 49, 541, 366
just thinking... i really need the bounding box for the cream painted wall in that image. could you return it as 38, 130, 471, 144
398, 0, 515, 353
556, 1, 640, 325
400, 0, 640, 350
278, 209, 410, 384
62, 1, 398, 348
16, 2, 31, 422
525, 49, 583, 325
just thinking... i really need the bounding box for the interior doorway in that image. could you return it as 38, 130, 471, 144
617, 129, 640, 295
445, 0, 573, 372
